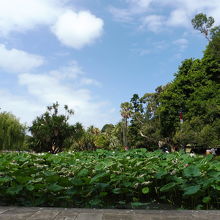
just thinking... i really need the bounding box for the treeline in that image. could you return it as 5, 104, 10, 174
0, 14, 219, 153
0, 103, 125, 153
120, 13, 220, 150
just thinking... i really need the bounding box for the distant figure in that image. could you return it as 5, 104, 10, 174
210, 148, 216, 155
124, 146, 129, 151
158, 140, 165, 149
206, 149, 216, 155
162, 146, 170, 153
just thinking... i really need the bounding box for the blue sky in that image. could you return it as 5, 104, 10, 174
0, 0, 219, 128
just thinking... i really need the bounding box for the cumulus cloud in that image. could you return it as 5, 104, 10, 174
110, 0, 220, 32
166, 9, 189, 27
0, 89, 44, 124
173, 38, 188, 51
141, 15, 165, 32
0, 44, 44, 73
51, 10, 104, 49
109, 7, 133, 22
132, 0, 153, 8
79, 78, 101, 87
48, 61, 102, 87
0, 62, 111, 127
0, 0, 63, 36
0, 46, 114, 127
110, 0, 153, 22
17, 70, 114, 127
49, 61, 83, 80
0, 0, 104, 49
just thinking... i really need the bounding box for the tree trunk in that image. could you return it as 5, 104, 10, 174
123, 118, 128, 149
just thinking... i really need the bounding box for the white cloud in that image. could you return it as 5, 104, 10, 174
0, 44, 44, 73
141, 15, 164, 32
0, 0, 63, 36
166, 9, 189, 27
126, 0, 153, 14
110, 0, 220, 32
110, 0, 153, 22
49, 61, 83, 80
132, 0, 153, 8
48, 61, 102, 87
80, 78, 101, 87
0, 89, 44, 125
173, 38, 188, 51
1, 58, 112, 128
17, 70, 115, 127
0, 62, 112, 127
0, 0, 104, 49
109, 7, 133, 22
51, 10, 104, 49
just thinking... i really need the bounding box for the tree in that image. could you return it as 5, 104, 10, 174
191, 13, 214, 42
0, 112, 25, 150
156, 42, 220, 149
192, 13, 220, 61
29, 102, 75, 153
101, 124, 114, 133
120, 102, 132, 148
116, 14, 220, 151
128, 89, 163, 148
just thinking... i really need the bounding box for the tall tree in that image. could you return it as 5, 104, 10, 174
0, 112, 25, 150
191, 13, 214, 42
120, 102, 132, 148
192, 13, 220, 61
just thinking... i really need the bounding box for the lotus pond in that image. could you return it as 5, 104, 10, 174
0, 149, 220, 209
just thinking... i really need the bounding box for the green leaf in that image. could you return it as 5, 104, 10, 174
29, 177, 43, 183
90, 173, 106, 183
142, 187, 150, 194
202, 196, 211, 204
183, 166, 201, 177
47, 183, 64, 192
118, 201, 126, 205
16, 176, 31, 184
99, 192, 108, 197
95, 183, 109, 189
26, 185, 35, 191
112, 188, 121, 194
155, 171, 167, 179
183, 185, 200, 196
6, 185, 23, 195
196, 204, 204, 210
131, 202, 149, 208
214, 163, 220, 172
215, 185, 220, 190
160, 182, 176, 192
89, 199, 102, 207
0, 176, 12, 183
77, 168, 89, 177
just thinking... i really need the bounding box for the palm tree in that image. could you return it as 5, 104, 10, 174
120, 102, 132, 149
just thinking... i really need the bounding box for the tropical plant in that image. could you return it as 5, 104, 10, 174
120, 102, 132, 148
0, 150, 220, 209
29, 102, 75, 153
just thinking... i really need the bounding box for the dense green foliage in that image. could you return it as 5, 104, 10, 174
0, 150, 220, 209
29, 102, 76, 153
121, 14, 220, 150
0, 112, 25, 150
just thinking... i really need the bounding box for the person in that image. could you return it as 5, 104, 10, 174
124, 146, 129, 151
210, 148, 216, 155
